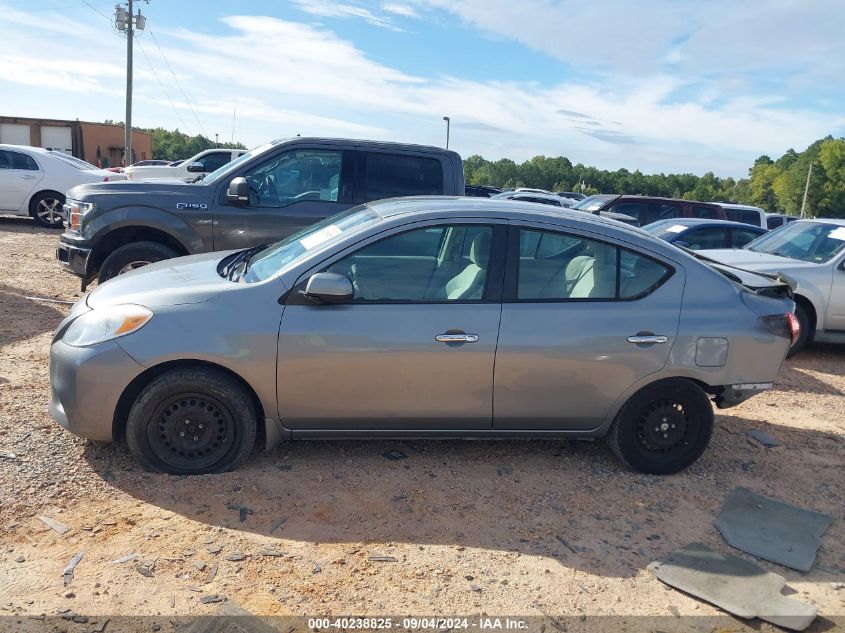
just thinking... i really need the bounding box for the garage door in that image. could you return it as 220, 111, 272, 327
0, 123, 31, 145
40, 126, 73, 154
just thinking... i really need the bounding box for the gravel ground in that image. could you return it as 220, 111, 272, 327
0, 216, 843, 630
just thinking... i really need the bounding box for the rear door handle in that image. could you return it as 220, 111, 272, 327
435, 333, 479, 344
19, 175, 37, 180
627, 335, 668, 344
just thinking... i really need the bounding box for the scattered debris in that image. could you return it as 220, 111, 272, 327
93, 618, 109, 632
555, 535, 578, 554
224, 552, 245, 562
63, 550, 84, 586
204, 563, 218, 584
269, 516, 288, 533
259, 549, 286, 557
111, 553, 140, 564
194, 560, 207, 571
715, 486, 833, 571
24, 295, 74, 305
368, 555, 398, 562
170, 595, 176, 608
382, 450, 408, 460
200, 594, 225, 604
746, 429, 780, 447
311, 560, 322, 574
135, 564, 155, 578
39, 516, 70, 535
207, 545, 223, 554
0, 450, 16, 460
649, 543, 817, 631
15, 555, 25, 563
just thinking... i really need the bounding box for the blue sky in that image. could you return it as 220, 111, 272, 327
1, 0, 843, 176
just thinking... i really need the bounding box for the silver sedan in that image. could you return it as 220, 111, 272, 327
49, 197, 797, 475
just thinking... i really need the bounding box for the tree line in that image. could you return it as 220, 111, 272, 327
464, 136, 845, 218
103, 121, 247, 162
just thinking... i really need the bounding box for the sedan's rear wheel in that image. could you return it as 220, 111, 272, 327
607, 379, 713, 474
125, 368, 257, 474
30, 192, 65, 228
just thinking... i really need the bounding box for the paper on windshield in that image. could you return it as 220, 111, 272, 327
665, 224, 687, 233
827, 227, 845, 241
300, 225, 342, 249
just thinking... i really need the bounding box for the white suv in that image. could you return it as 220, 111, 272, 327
718, 203, 767, 228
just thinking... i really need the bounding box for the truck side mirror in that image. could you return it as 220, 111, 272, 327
227, 177, 250, 205
186, 161, 205, 173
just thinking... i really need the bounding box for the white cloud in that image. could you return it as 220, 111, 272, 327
382, 3, 420, 18
291, 0, 402, 30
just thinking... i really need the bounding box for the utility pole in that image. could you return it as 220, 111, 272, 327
115, 1, 147, 166
443, 116, 450, 149
800, 161, 813, 218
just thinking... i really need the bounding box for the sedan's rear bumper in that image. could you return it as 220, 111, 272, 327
49, 339, 144, 442
715, 382, 774, 408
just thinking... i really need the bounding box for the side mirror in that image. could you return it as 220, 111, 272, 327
186, 161, 205, 173
226, 177, 250, 205
303, 273, 354, 304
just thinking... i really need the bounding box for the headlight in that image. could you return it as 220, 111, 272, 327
63, 304, 153, 347
66, 199, 95, 232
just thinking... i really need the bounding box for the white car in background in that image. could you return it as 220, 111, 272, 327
124, 148, 246, 182
707, 219, 845, 355
0, 144, 126, 228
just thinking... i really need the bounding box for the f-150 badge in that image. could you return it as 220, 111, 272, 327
176, 202, 208, 210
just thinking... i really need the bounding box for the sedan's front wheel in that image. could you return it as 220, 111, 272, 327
607, 379, 713, 475
126, 367, 257, 474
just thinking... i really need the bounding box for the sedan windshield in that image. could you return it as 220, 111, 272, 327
570, 194, 617, 212
242, 206, 381, 282
642, 221, 689, 239
746, 221, 845, 263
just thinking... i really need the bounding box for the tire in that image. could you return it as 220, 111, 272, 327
98, 241, 178, 283
30, 191, 65, 228
606, 379, 713, 475
126, 367, 257, 475
786, 303, 810, 358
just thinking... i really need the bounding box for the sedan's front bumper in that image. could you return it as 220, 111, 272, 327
49, 339, 144, 442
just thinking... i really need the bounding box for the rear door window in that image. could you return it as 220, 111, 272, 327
608, 201, 645, 224
681, 227, 728, 250
644, 203, 682, 225
691, 205, 720, 219
360, 153, 444, 202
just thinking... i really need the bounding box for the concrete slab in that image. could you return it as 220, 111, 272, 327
649, 543, 817, 631
715, 486, 833, 571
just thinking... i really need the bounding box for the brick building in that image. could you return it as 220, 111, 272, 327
0, 116, 153, 167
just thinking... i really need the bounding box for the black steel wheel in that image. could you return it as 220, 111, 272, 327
126, 367, 257, 474
607, 379, 713, 474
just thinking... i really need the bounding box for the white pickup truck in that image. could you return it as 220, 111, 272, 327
124, 148, 246, 181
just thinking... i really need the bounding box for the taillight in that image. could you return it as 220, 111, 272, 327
760, 313, 799, 344
786, 312, 800, 345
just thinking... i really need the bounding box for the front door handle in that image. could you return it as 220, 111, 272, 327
19, 174, 37, 180
435, 333, 479, 344
627, 334, 668, 344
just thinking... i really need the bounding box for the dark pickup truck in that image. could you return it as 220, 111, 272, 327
57, 137, 465, 287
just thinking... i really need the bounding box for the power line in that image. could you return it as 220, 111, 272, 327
136, 38, 193, 135
4, 31, 110, 39
147, 27, 207, 138
78, 0, 111, 21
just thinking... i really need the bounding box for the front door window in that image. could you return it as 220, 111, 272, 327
242, 150, 344, 208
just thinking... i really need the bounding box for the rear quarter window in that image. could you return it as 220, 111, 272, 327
363, 153, 444, 201
691, 205, 720, 219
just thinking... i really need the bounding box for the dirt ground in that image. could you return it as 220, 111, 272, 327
0, 216, 843, 631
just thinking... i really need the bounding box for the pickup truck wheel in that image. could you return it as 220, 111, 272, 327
786, 303, 810, 358
125, 367, 257, 474
98, 241, 178, 283
606, 379, 713, 475
30, 192, 65, 228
